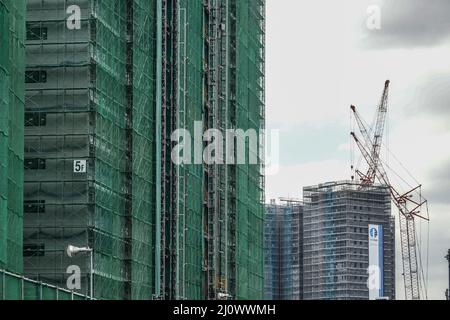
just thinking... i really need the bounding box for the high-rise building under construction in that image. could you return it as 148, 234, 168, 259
264, 200, 303, 300
22, 0, 265, 300
302, 181, 395, 300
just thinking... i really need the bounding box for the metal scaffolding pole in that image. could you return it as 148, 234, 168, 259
155, 0, 163, 299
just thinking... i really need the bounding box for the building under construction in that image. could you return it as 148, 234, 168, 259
264, 200, 303, 300
1, 0, 77, 300
20, 0, 265, 300
0, 0, 25, 276
302, 181, 395, 300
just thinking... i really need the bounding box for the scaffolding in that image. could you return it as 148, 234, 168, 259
23, 0, 158, 300
129, 0, 159, 300
17, 0, 264, 300
264, 200, 303, 300
157, 0, 265, 300
170, 0, 204, 300
0, 0, 25, 275
234, 0, 265, 300
302, 181, 396, 300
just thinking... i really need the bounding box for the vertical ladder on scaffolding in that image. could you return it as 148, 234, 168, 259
227, 0, 238, 298
175, 4, 187, 300
159, 0, 167, 300
206, 0, 219, 300
170, 0, 179, 300
218, 0, 229, 298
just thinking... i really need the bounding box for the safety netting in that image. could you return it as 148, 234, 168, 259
23, 0, 158, 300
235, 0, 265, 300
0, 0, 25, 275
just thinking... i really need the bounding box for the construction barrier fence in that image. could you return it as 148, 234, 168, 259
0, 269, 89, 300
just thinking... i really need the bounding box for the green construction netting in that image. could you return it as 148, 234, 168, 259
168, 0, 265, 300
235, 0, 265, 300
19, 0, 264, 301
175, 0, 204, 300
131, 0, 157, 300
92, 0, 129, 300
0, 0, 25, 275
23, 0, 157, 300
89, 0, 158, 299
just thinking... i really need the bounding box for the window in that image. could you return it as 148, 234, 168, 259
23, 243, 45, 257
24, 200, 46, 213
26, 24, 48, 40
25, 112, 47, 127
24, 158, 46, 170
26, 70, 47, 83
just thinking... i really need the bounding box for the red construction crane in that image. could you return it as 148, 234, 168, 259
350, 80, 430, 300
351, 80, 389, 186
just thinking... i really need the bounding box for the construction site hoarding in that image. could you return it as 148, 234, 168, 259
0, 269, 89, 300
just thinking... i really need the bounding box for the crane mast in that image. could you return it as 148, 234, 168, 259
350, 80, 429, 300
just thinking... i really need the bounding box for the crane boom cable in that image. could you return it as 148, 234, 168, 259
355, 104, 421, 186
352, 106, 427, 209
353, 109, 429, 218
426, 202, 430, 297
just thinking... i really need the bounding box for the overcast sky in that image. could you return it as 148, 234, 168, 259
266, 0, 450, 300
